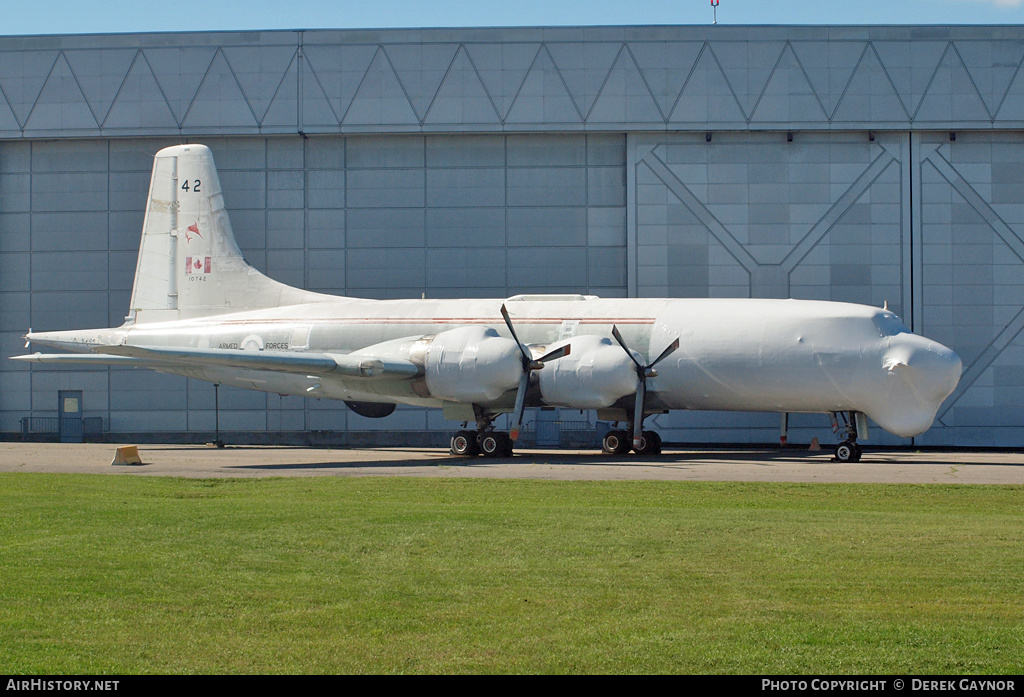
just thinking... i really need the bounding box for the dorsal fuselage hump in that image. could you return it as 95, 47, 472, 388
128, 144, 332, 324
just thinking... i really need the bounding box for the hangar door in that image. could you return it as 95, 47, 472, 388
628, 130, 1024, 447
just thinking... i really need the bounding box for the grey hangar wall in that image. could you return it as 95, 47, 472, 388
1, 25, 1022, 446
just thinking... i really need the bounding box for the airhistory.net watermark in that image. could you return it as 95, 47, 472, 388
6, 681, 118, 691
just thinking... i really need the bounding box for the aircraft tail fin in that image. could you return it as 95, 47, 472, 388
128, 144, 331, 324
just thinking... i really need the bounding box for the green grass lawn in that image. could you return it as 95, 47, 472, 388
1, 473, 1022, 674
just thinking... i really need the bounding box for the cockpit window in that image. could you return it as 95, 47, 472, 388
872, 312, 910, 337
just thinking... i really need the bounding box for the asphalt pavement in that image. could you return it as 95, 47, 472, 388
0, 442, 1021, 484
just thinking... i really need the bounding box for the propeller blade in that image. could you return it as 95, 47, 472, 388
24, 328, 32, 349
632, 379, 646, 450
611, 325, 644, 371
509, 371, 530, 441
649, 338, 680, 369
537, 343, 571, 364
501, 304, 531, 363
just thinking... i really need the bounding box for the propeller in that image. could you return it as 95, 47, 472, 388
24, 328, 32, 350
611, 326, 679, 450
501, 304, 571, 440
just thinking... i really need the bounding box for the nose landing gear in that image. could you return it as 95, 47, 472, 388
834, 439, 862, 463
831, 411, 865, 462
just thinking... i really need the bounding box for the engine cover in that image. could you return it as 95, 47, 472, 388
538, 335, 639, 408
423, 326, 522, 403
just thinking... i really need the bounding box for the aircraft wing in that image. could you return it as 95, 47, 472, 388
14, 345, 422, 380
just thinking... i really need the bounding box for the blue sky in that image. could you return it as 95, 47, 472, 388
1, 0, 1024, 36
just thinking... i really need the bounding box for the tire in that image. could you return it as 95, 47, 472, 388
643, 430, 662, 455
450, 430, 479, 457
633, 435, 647, 454
480, 433, 500, 457
616, 432, 632, 454
602, 431, 623, 454
835, 441, 855, 463
635, 430, 662, 455
498, 432, 513, 457
603, 430, 631, 455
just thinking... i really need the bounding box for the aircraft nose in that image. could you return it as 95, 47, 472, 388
869, 334, 962, 437
884, 335, 962, 406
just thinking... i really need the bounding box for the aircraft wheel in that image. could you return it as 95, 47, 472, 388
602, 430, 630, 454
634, 430, 662, 456
450, 430, 479, 457
480, 433, 502, 457
834, 441, 857, 463
601, 431, 622, 454
633, 435, 647, 454
498, 432, 513, 457
643, 430, 662, 455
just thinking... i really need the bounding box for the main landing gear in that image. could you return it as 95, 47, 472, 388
601, 428, 662, 455
831, 411, 863, 463
449, 429, 514, 457
450, 412, 664, 458
450, 411, 515, 458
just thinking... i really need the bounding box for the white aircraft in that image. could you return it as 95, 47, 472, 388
12, 144, 962, 462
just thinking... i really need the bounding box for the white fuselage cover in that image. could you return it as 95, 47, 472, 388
47, 295, 960, 439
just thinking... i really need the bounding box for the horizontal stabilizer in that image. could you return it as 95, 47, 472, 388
11, 353, 160, 366
97, 345, 422, 380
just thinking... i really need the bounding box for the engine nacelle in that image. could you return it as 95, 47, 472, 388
538, 335, 639, 408
422, 326, 523, 403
